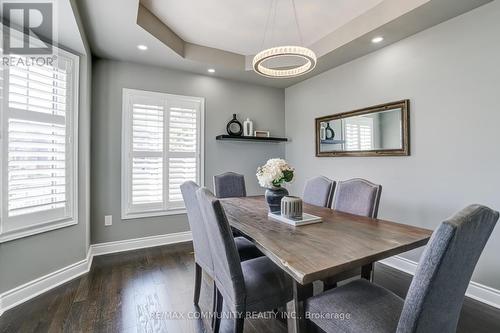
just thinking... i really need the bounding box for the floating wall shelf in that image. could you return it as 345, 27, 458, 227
320, 139, 345, 145
216, 135, 288, 143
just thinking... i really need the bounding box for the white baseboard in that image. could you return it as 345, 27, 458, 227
379, 255, 500, 309
0, 249, 92, 318
90, 231, 192, 256
0, 231, 193, 316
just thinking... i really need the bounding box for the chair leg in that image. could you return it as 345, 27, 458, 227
306, 320, 320, 333
211, 281, 217, 329
322, 279, 337, 291
214, 288, 223, 333
193, 262, 202, 305
287, 281, 314, 333
361, 263, 374, 281
234, 316, 245, 333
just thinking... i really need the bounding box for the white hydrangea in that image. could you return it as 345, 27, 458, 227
256, 158, 294, 188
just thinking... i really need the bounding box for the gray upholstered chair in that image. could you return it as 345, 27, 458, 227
303, 176, 336, 207
213, 172, 246, 198
332, 178, 382, 218
196, 187, 293, 333
180, 181, 262, 309
306, 204, 499, 333
323, 178, 382, 289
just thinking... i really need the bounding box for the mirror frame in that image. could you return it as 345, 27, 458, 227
315, 100, 410, 157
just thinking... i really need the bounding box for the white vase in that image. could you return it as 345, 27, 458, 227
243, 118, 254, 136
320, 123, 326, 140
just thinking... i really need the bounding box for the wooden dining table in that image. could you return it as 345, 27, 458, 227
220, 196, 433, 333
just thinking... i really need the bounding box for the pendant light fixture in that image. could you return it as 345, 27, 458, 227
253, 0, 316, 78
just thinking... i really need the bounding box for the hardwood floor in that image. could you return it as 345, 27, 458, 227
1, 242, 499, 333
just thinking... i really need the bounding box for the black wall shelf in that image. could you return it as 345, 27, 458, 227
216, 135, 288, 143
320, 139, 345, 145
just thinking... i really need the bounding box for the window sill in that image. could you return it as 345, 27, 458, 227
0, 218, 78, 243
121, 209, 187, 220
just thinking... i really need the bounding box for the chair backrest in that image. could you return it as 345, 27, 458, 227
196, 187, 246, 310
180, 181, 214, 276
397, 205, 499, 333
213, 172, 246, 198
303, 176, 336, 207
332, 178, 382, 218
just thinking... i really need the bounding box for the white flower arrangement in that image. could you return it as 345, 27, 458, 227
256, 158, 295, 188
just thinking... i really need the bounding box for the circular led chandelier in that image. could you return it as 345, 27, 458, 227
253, 46, 316, 78
253, 0, 316, 78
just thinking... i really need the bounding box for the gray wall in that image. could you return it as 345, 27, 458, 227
91, 59, 285, 244
285, 1, 500, 290
0, 0, 92, 294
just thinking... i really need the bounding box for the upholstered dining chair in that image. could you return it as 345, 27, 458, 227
213, 172, 246, 198
303, 176, 336, 207
332, 178, 382, 218
196, 187, 293, 333
180, 182, 262, 311
306, 205, 499, 333
323, 178, 383, 289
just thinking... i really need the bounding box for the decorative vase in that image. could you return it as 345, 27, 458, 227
243, 118, 254, 136
325, 123, 335, 140
265, 186, 289, 214
320, 123, 326, 140
226, 114, 243, 136
281, 196, 303, 219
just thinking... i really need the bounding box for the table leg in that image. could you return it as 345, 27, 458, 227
287, 280, 313, 333
361, 262, 374, 281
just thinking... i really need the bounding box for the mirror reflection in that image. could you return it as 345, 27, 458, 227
316, 100, 409, 157
319, 108, 402, 152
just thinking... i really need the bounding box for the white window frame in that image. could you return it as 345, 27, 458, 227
0, 48, 80, 243
121, 88, 204, 220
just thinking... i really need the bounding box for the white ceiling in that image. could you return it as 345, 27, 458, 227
141, 0, 384, 56
77, 0, 493, 88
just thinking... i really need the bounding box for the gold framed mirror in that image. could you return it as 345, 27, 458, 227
315, 100, 410, 157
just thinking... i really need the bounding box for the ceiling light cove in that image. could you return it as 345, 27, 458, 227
371, 36, 384, 43
137, 44, 148, 50
207, 68, 215, 73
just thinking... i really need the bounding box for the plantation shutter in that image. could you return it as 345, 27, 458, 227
167, 99, 200, 208
125, 95, 165, 214
122, 89, 203, 219
345, 117, 374, 151
1, 54, 77, 240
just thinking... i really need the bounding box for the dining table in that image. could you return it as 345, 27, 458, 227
220, 196, 433, 333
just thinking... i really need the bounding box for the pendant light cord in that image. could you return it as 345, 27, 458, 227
261, 0, 277, 51
291, 0, 304, 46
271, 0, 278, 47
253, 0, 316, 78
261, 0, 304, 49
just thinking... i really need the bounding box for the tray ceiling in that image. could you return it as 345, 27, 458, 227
140, 0, 384, 56
77, 0, 493, 88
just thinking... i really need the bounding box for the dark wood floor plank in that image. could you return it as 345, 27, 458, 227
78, 264, 105, 333
1, 243, 499, 333
47, 281, 80, 332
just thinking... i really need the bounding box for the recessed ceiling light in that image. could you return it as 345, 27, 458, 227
371, 36, 384, 44
208, 68, 215, 73
137, 44, 148, 51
